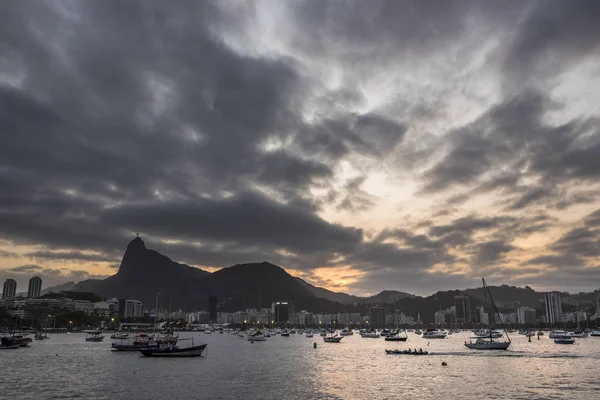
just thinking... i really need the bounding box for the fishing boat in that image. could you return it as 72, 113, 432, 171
554, 335, 575, 344
385, 349, 428, 355
85, 331, 105, 342
112, 334, 152, 351
139, 338, 207, 357
465, 278, 511, 350
422, 329, 446, 339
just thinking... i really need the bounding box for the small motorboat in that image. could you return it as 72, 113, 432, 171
360, 331, 380, 338
281, 330, 290, 337
85, 331, 105, 342
590, 330, 600, 337
554, 336, 575, 344
139, 339, 207, 357
385, 331, 408, 342
110, 333, 128, 340
247, 330, 267, 342
11, 335, 32, 347
305, 332, 314, 338
385, 349, 428, 355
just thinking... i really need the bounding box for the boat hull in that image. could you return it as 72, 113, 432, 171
465, 341, 510, 350
140, 344, 207, 357
385, 350, 428, 355
384, 337, 407, 341
323, 337, 343, 343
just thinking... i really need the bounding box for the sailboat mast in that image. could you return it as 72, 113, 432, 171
483, 278, 511, 342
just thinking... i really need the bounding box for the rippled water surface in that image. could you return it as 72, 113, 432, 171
2, 332, 599, 399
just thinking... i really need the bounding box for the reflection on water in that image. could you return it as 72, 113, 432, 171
2, 332, 599, 399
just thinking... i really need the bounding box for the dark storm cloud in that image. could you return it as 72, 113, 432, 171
0, 265, 108, 290
471, 240, 516, 266
101, 190, 363, 255
26, 251, 118, 264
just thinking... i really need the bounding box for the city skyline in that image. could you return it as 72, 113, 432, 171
2, 1, 600, 296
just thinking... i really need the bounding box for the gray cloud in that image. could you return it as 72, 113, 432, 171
1, 0, 599, 295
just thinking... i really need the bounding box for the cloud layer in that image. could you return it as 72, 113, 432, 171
1, 0, 600, 295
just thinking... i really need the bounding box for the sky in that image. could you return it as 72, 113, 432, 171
1, 0, 600, 296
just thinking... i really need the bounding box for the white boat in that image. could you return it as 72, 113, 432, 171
305, 331, 314, 338
549, 330, 567, 339
323, 334, 343, 343
465, 337, 510, 350
590, 330, 600, 337
464, 278, 511, 351
340, 329, 353, 336
85, 331, 105, 342
247, 330, 267, 342
360, 331, 380, 338
568, 330, 588, 338
422, 329, 446, 339
473, 329, 502, 338
554, 335, 575, 344
110, 333, 128, 340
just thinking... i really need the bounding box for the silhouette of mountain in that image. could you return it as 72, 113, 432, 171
74, 237, 349, 312
295, 278, 362, 304
296, 279, 414, 305
41, 281, 76, 295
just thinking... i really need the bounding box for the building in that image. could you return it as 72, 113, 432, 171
544, 293, 562, 325
27, 276, 42, 299
2, 279, 17, 300
517, 306, 537, 325
272, 302, 290, 324
434, 310, 446, 326
208, 296, 218, 322
368, 307, 386, 329
476, 305, 489, 325
454, 294, 471, 324
124, 300, 143, 319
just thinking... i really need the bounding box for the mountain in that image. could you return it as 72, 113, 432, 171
41, 281, 76, 295
366, 290, 414, 304
74, 237, 349, 312
295, 278, 362, 304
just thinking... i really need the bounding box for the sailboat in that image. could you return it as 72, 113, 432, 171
465, 278, 511, 350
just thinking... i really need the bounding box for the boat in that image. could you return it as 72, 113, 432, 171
590, 330, 600, 337
11, 335, 32, 347
281, 330, 290, 337
323, 334, 343, 343
385, 331, 408, 341
465, 278, 511, 350
85, 331, 105, 342
305, 332, 314, 338
414, 330, 422, 335
340, 329, 353, 336
112, 334, 152, 351
473, 329, 503, 338
422, 329, 446, 339
536, 331, 544, 336
360, 331, 380, 338
549, 330, 568, 339
568, 330, 588, 338
247, 330, 267, 342
110, 333, 128, 340
379, 329, 391, 337
1, 337, 20, 349
34, 332, 49, 340
554, 335, 575, 344
385, 349, 428, 355
139, 338, 207, 357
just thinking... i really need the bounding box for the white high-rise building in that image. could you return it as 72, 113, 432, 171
124, 300, 143, 318
544, 293, 562, 325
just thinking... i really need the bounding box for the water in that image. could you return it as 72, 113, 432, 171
2, 332, 599, 399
